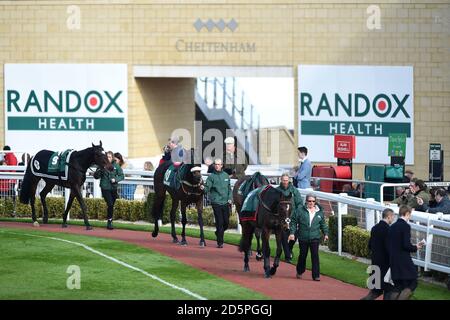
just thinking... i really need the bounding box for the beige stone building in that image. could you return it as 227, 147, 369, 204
0, 0, 449, 180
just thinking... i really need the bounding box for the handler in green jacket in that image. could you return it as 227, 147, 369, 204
202, 158, 232, 248
277, 173, 303, 262
94, 151, 125, 230
288, 193, 329, 281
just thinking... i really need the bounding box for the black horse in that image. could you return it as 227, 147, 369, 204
151, 160, 205, 246
233, 172, 270, 260
19, 142, 112, 230
239, 186, 292, 278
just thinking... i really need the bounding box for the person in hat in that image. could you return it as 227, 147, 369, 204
161, 136, 187, 166
402, 170, 414, 183
295, 146, 312, 189
223, 136, 248, 180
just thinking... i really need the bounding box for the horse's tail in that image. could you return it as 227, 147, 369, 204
19, 162, 33, 204
151, 164, 167, 222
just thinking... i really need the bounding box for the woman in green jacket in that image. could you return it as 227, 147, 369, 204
288, 194, 329, 281
94, 151, 124, 230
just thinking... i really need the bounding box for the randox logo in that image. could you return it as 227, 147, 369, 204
300, 92, 410, 118
6, 89, 124, 113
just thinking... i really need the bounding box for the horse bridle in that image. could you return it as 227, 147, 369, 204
180, 178, 204, 196
258, 194, 292, 224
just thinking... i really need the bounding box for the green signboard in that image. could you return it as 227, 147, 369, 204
388, 133, 406, 157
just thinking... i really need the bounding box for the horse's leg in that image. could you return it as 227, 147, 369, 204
196, 199, 206, 247
151, 186, 166, 238
62, 192, 76, 228
179, 200, 188, 246
73, 188, 92, 230
39, 182, 55, 224
262, 229, 272, 278
255, 227, 263, 261
242, 223, 254, 272
170, 198, 179, 243
269, 230, 283, 276
30, 179, 39, 225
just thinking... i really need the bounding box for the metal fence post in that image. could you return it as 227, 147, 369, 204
222, 78, 227, 110
204, 77, 208, 104
64, 188, 70, 221
424, 215, 434, 272
93, 179, 101, 198
213, 78, 217, 109
365, 198, 376, 231
337, 195, 348, 256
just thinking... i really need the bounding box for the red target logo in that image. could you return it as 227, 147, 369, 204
84, 91, 102, 112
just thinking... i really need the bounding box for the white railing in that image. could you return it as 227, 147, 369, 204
1, 168, 449, 275
297, 188, 450, 275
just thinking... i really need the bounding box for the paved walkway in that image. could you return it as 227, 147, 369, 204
0, 222, 368, 300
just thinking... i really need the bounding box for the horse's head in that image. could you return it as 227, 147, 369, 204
277, 194, 293, 232
91, 141, 113, 171
189, 165, 203, 186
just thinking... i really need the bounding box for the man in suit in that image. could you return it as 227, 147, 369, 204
295, 146, 312, 189
389, 205, 424, 300
361, 208, 395, 300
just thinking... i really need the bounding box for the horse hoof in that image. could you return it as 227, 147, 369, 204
270, 267, 277, 276
62, 224, 68, 228
264, 273, 272, 279
151, 231, 158, 238
33, 221, 40, 227
86, 226, 93, 231
244, 266, 250, 272
172, 238, 179, 244
199, 241, 206, 247
43, 219, 48, 224
256, 253, 263, 261
179, 240, 188, 246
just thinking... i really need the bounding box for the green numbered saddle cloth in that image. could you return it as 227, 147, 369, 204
239, 185, 271, 222
31, 149, 74, 180
163, 163, 189, 190
238, 172, 270, 199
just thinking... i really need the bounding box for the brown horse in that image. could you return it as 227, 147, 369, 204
239, 186, 292, 278
233, 172, 270, 260
19, 142, 112, 230
151, 160, 205, 246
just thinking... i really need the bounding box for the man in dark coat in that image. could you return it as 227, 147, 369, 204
388, 205, 424, 300
361, 208, 395, 300
223, 136, 248, 180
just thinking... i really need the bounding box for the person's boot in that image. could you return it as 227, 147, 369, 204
397, 288, 413, 300
107, 219, 114, 230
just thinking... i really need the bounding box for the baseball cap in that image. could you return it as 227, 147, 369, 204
224, 137, 234, 144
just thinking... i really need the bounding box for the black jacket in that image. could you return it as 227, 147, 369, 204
388, 218, 418, 281
368, 220, 390, 275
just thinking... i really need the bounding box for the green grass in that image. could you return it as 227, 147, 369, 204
1, 217, 449, 300
0, 226, 268, 300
